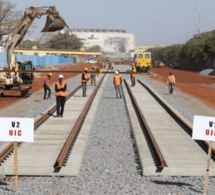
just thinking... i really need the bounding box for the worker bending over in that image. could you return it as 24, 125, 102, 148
43, 73, 52, 99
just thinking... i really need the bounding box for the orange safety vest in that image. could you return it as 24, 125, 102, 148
55, 82, 67, 97
168, 75, 175, 83
114, 75, 121, 86
82, 72, 88, 82
131, 69, 137, 77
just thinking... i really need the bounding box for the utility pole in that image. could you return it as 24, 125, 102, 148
193, 0, 200, 36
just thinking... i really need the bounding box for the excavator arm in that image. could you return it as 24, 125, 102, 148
7, 6, 66, 71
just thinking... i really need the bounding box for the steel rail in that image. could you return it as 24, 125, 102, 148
0, 85, 81, 163
124, 79, 166, 169
54, 74, 106, 169
138, 79, 215, 160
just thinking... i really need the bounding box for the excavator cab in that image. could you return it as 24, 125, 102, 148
17, 61, 34, 84
41, 15, 66, 32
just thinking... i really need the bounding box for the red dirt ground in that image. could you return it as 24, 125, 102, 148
0, 63, 93, 110
151, 67, 215, 109
1, 65, 215, 111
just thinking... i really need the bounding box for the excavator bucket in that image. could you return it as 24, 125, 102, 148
41, 15, 66, 32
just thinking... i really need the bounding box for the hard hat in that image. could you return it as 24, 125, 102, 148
115, 71, 119, 74
84, 67, 88, 71
48, 73, 52, 77
58, 74, 64, 78
117, 68, 120, 71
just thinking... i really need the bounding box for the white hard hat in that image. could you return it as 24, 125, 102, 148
115, 71, 119, 74
58, 74, 64, 78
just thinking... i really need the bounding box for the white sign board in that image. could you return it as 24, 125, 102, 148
192, 115, 215, 141
0, 117, 34, 142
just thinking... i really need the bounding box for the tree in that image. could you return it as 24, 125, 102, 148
181, 38, 208, 63
20, 39, 42, 49
87, 45, 101, 51
44, 33, 83, 50
0, 0, 22, 46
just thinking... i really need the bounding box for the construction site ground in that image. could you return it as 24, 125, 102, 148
151, 67, 215, 110
0, 65, 215, 116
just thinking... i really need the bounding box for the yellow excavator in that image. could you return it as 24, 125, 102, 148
0, 6, 66, 97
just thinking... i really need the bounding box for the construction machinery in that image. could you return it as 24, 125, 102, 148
0, 6, 66, 97
133, 51, 152, 72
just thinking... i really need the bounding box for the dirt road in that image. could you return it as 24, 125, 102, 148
151, 67, 215, 109
0, 63, 93, 110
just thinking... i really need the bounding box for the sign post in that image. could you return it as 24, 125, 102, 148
203, 141, 212, 195
14, 142, 18, 192
192, 115, 215, 195
0, 117, 34, 193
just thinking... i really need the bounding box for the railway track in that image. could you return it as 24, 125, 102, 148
0, 70, 215, 177
123, 78, 215, 176
0, 74, 106, 176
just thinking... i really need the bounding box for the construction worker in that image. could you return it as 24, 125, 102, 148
117, 68, 122, 76
167, 72, 176, 94
82, 67, 88, 97
43, 73, 52, 99
131, 65, 137, 86
12, 65, 18, 76
55, 74, 67, 117
113, 70, 122, 99
91, 65, 96, 86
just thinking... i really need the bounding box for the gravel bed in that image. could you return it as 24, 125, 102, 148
19, 75, 81, 118
1, 66, 215, 195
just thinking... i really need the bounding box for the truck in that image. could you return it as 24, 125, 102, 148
0, 6, 66, 97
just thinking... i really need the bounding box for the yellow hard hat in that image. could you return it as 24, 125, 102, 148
48, 73, 52, 77
117, 68, 120, 71
84, 67, 88, 71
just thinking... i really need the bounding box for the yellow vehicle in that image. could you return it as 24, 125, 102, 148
134, 51, 151, 72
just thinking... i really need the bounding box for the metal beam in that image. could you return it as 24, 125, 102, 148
14, 49, 102, 56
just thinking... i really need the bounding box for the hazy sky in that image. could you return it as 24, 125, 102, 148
10, 0, 215, 46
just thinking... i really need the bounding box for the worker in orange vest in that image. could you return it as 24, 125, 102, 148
82, 67, 88, 97
113, 70, 122, 99
130, 65, 137, 86
43, 73, 52, 100
55, 74, 67, 117
167, 72, 176, 94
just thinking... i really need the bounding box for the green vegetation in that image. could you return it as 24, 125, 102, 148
149, 30, 215, 70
